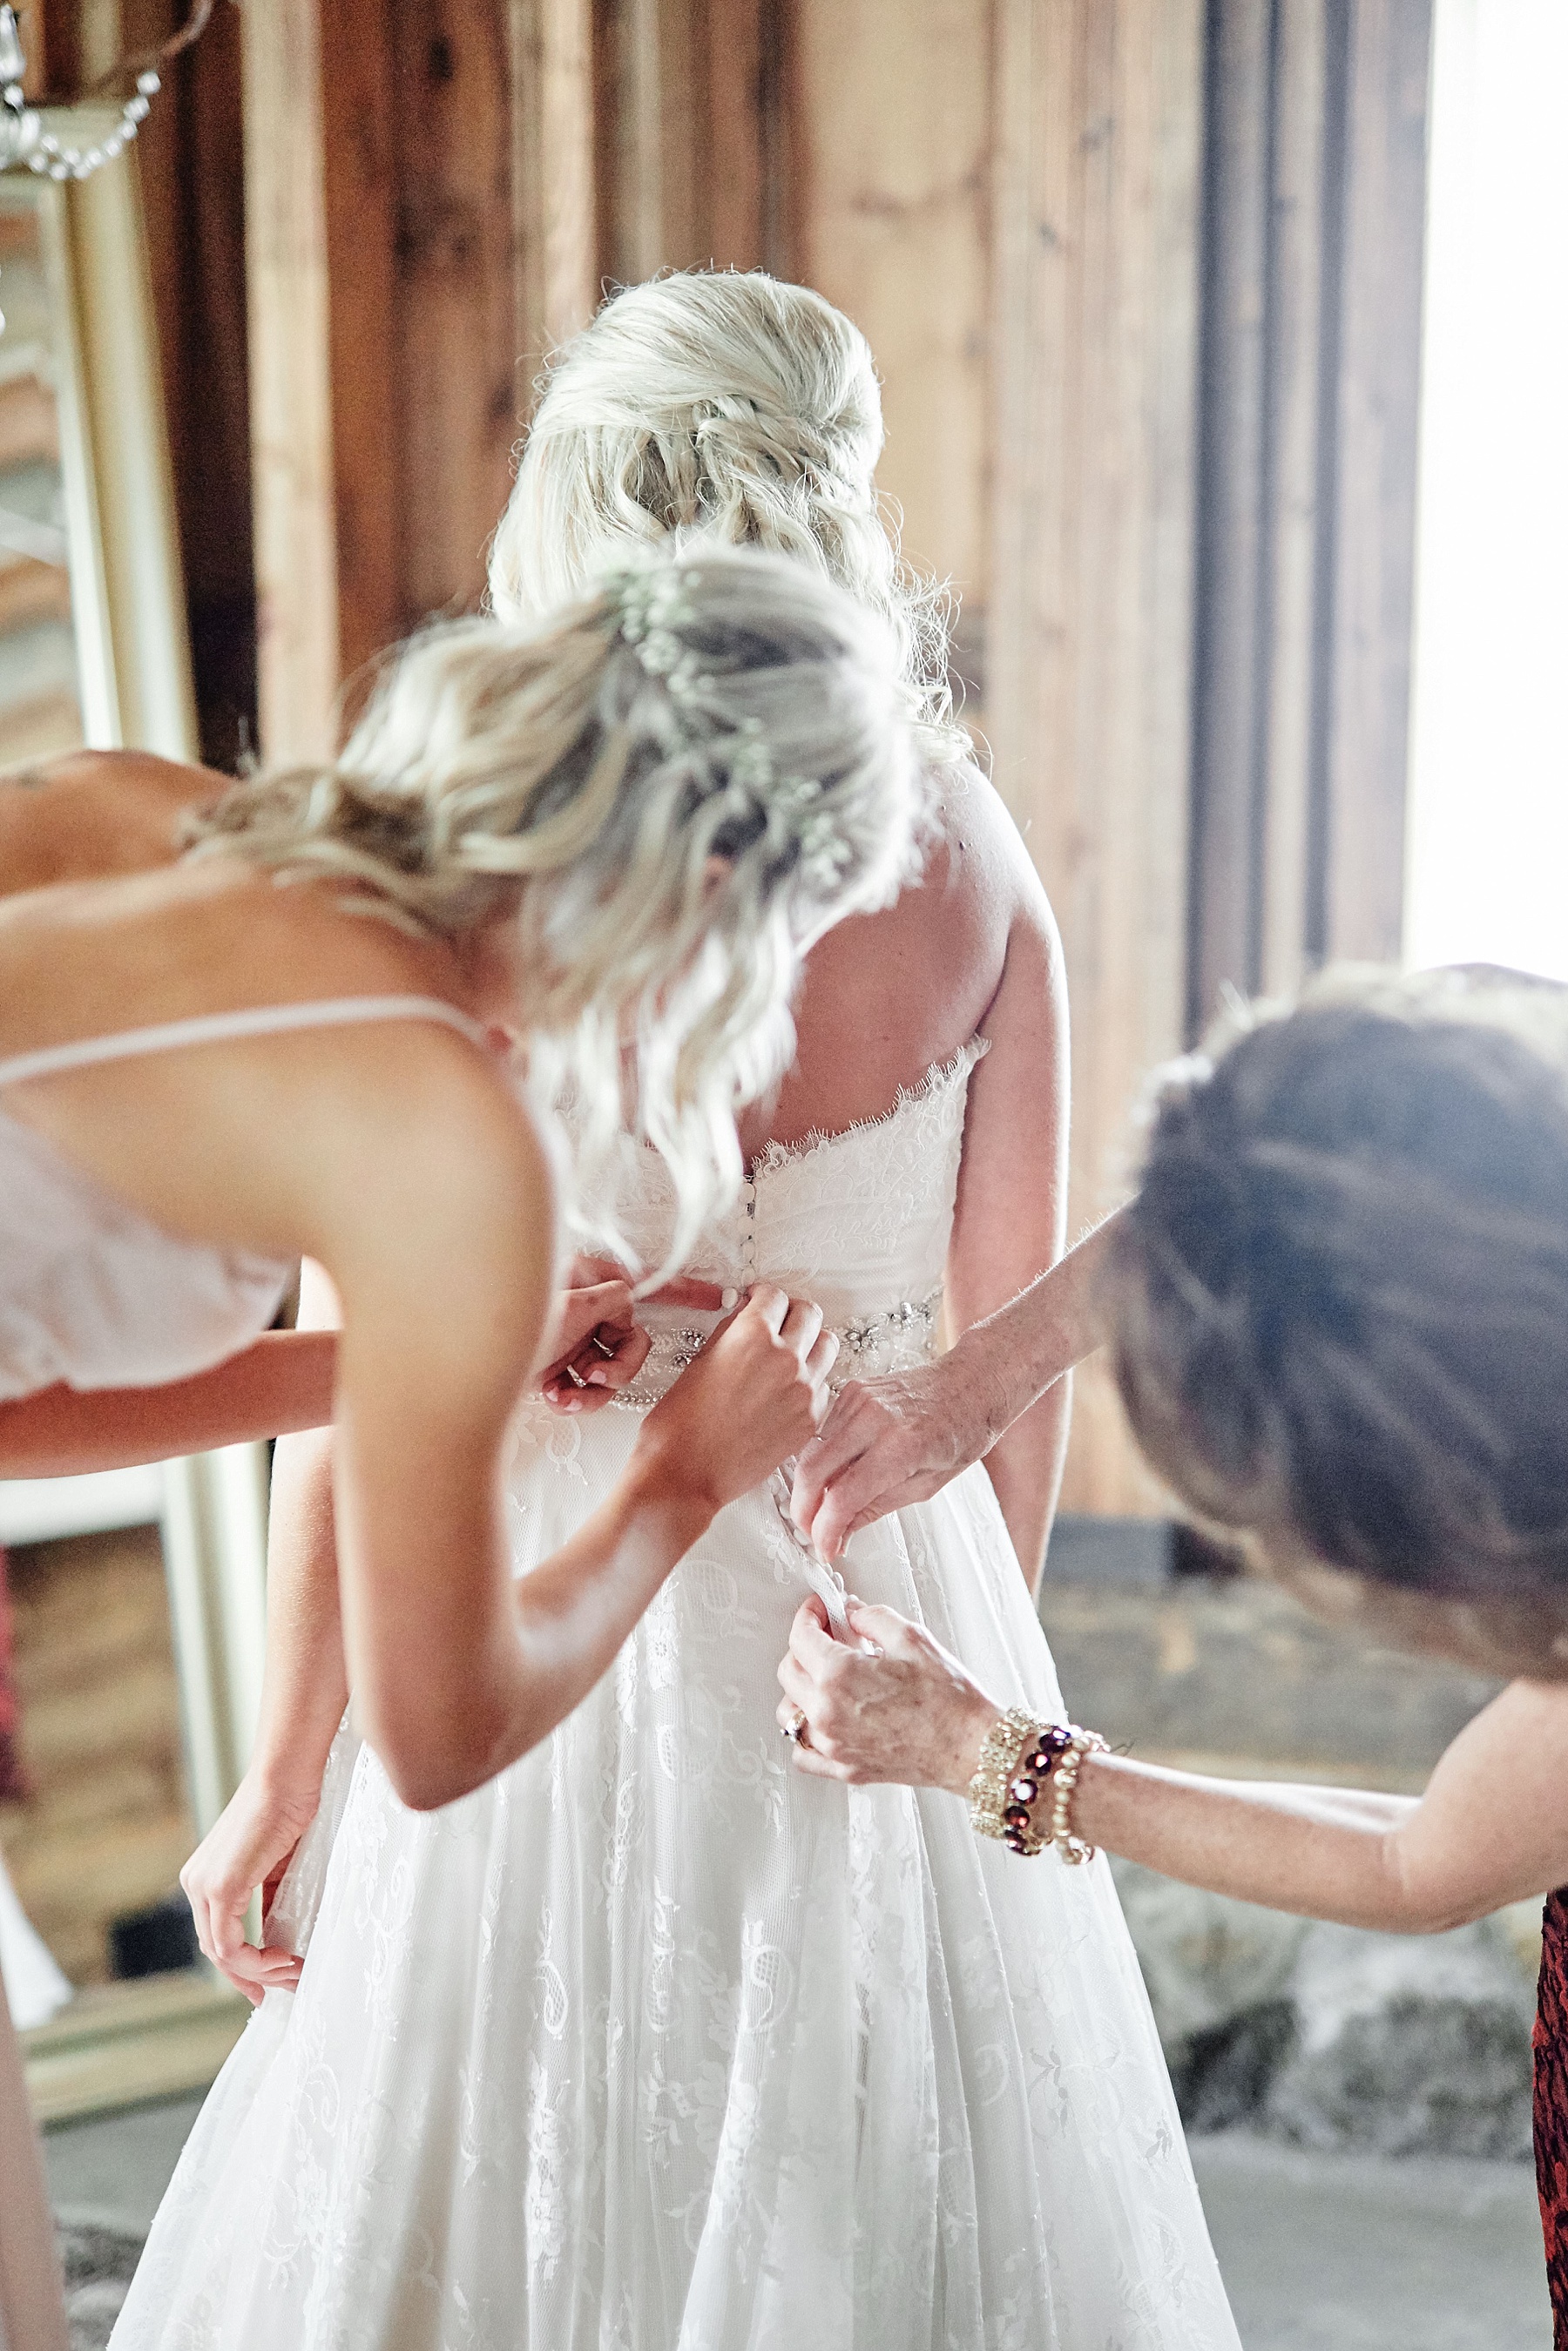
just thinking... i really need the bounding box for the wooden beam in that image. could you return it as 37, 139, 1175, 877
1258, 0, 1329, 996
240, 0, 340, 762
1321, 0, 1431, 962
794, 0, 991, 597
988, 0, 1204, 1516
321, 0, 401, 685
1186, 0, 1272, 1032
512, 0, 598, 382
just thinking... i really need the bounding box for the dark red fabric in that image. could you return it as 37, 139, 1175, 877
0, 1544, 29, 1803
1535, 1888, 1568, 2346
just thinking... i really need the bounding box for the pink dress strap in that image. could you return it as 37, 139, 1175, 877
0, 996, 492, 1091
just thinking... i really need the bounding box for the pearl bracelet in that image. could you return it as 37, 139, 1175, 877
1047, 1727, 1110, 1865
968, 1708, 1110, 1862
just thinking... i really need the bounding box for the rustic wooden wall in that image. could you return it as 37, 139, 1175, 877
0, 1529, 194, 1986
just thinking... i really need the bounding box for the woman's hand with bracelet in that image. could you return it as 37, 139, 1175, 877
775, 1595, 1107, 1860
774, 1593, 1003, 1790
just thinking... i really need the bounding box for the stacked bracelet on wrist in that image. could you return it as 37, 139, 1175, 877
967, 1707, 1108, 1862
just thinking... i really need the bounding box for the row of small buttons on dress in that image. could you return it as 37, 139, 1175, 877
716, 1176, 760, 1311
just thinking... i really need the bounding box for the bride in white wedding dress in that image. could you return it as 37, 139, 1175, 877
115, 274, 1240, 2349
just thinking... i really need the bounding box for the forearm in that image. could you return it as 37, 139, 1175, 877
954, 1215, 1119, 1449
250, 1425, 350, 1807
1070, 1755, 1430, 1929
982, 1375, 1071, 1594
354, 1447, 715, 1812
0, 1331, 337, 1477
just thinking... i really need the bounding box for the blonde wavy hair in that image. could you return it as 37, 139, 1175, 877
489, 269, 972, 778
189, 548, 917, 1270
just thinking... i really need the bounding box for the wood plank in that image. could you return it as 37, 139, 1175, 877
23, 1969, 248, 2125
240, 0, 341, 760
125, 0, 258, 769
706, 0, 765, 267
1186, 0, 1271, 1031
511, 0, 598, 384
1258, 0, 1328, 996
1322, 0, 1431, 961
321, 0, 402, 686
988, 0, 1204, 1516
1, 1527, 193, 1988
395, 0, 519, 622
794, 0, 991, 601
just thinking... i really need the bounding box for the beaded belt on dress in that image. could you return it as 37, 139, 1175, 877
610, 1286, 943, 1411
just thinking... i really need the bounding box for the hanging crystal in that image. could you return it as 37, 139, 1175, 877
0, 8, 25, 92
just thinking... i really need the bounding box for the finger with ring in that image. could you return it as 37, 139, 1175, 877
780, 1708, 810, 1748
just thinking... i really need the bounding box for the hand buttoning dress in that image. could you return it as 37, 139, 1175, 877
113, 1042, 1242, 2350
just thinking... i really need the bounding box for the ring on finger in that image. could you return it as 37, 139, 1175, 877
589, 1332, 618, 1360
563, 1361, 588, 1389
780, 1706, 810, 1748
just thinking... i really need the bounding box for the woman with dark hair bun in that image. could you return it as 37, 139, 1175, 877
780, 966, 1568, 2341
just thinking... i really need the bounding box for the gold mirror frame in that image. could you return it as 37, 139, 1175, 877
3, 110, 266, 2117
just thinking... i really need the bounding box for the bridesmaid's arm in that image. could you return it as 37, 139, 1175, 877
0, 1330, 336, 1477
180, 1268, 353, 1999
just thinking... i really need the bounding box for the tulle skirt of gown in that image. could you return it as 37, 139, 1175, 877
112, 1416, 1240, 2351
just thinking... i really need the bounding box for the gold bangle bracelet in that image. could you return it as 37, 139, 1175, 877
968, 1708, 1050, 1853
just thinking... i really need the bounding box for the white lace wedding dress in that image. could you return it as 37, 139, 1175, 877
113, 1042, 1240, 2351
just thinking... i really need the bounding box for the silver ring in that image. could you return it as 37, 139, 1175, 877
780, 1708, 808, 1747
589, 1332, 617, 1360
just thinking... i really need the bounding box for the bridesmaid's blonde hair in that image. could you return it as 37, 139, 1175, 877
190, 549, 916, 1268
489, 269, 971, 778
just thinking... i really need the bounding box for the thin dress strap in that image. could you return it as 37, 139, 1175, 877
0, 996, 492, 1091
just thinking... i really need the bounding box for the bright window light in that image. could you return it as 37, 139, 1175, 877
1403, 0, 1568, 980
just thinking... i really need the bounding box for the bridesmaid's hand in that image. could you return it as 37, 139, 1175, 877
538, 1260, 731, 1413
537, 1255, 651, 1413
179, 1771, 321, 2004
775, 1594, 1002, 1794
636, 1285, 838, 1513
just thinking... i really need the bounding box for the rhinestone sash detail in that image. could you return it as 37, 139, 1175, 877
609, 1285, 943, 1412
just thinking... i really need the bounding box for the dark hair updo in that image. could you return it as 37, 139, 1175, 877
1105, 968, 1568, 1610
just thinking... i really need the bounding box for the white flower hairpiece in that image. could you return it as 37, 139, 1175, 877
608, 564, 855, 891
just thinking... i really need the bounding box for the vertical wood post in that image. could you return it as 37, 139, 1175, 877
1321, 0, 1431, 962
988, 0, 1204, 1515
1186, 0, 1432, 1013
512, 0, 598, 384
239, 0, 341, 761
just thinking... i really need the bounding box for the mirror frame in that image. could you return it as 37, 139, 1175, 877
3, 109, 267, 2115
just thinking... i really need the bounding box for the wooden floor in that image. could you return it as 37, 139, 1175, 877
0, 1526, 195, 1988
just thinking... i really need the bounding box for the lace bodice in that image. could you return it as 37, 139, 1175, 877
603, 1037, 986, 1409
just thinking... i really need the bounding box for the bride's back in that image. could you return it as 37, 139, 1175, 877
743, 763, 1011, 1160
